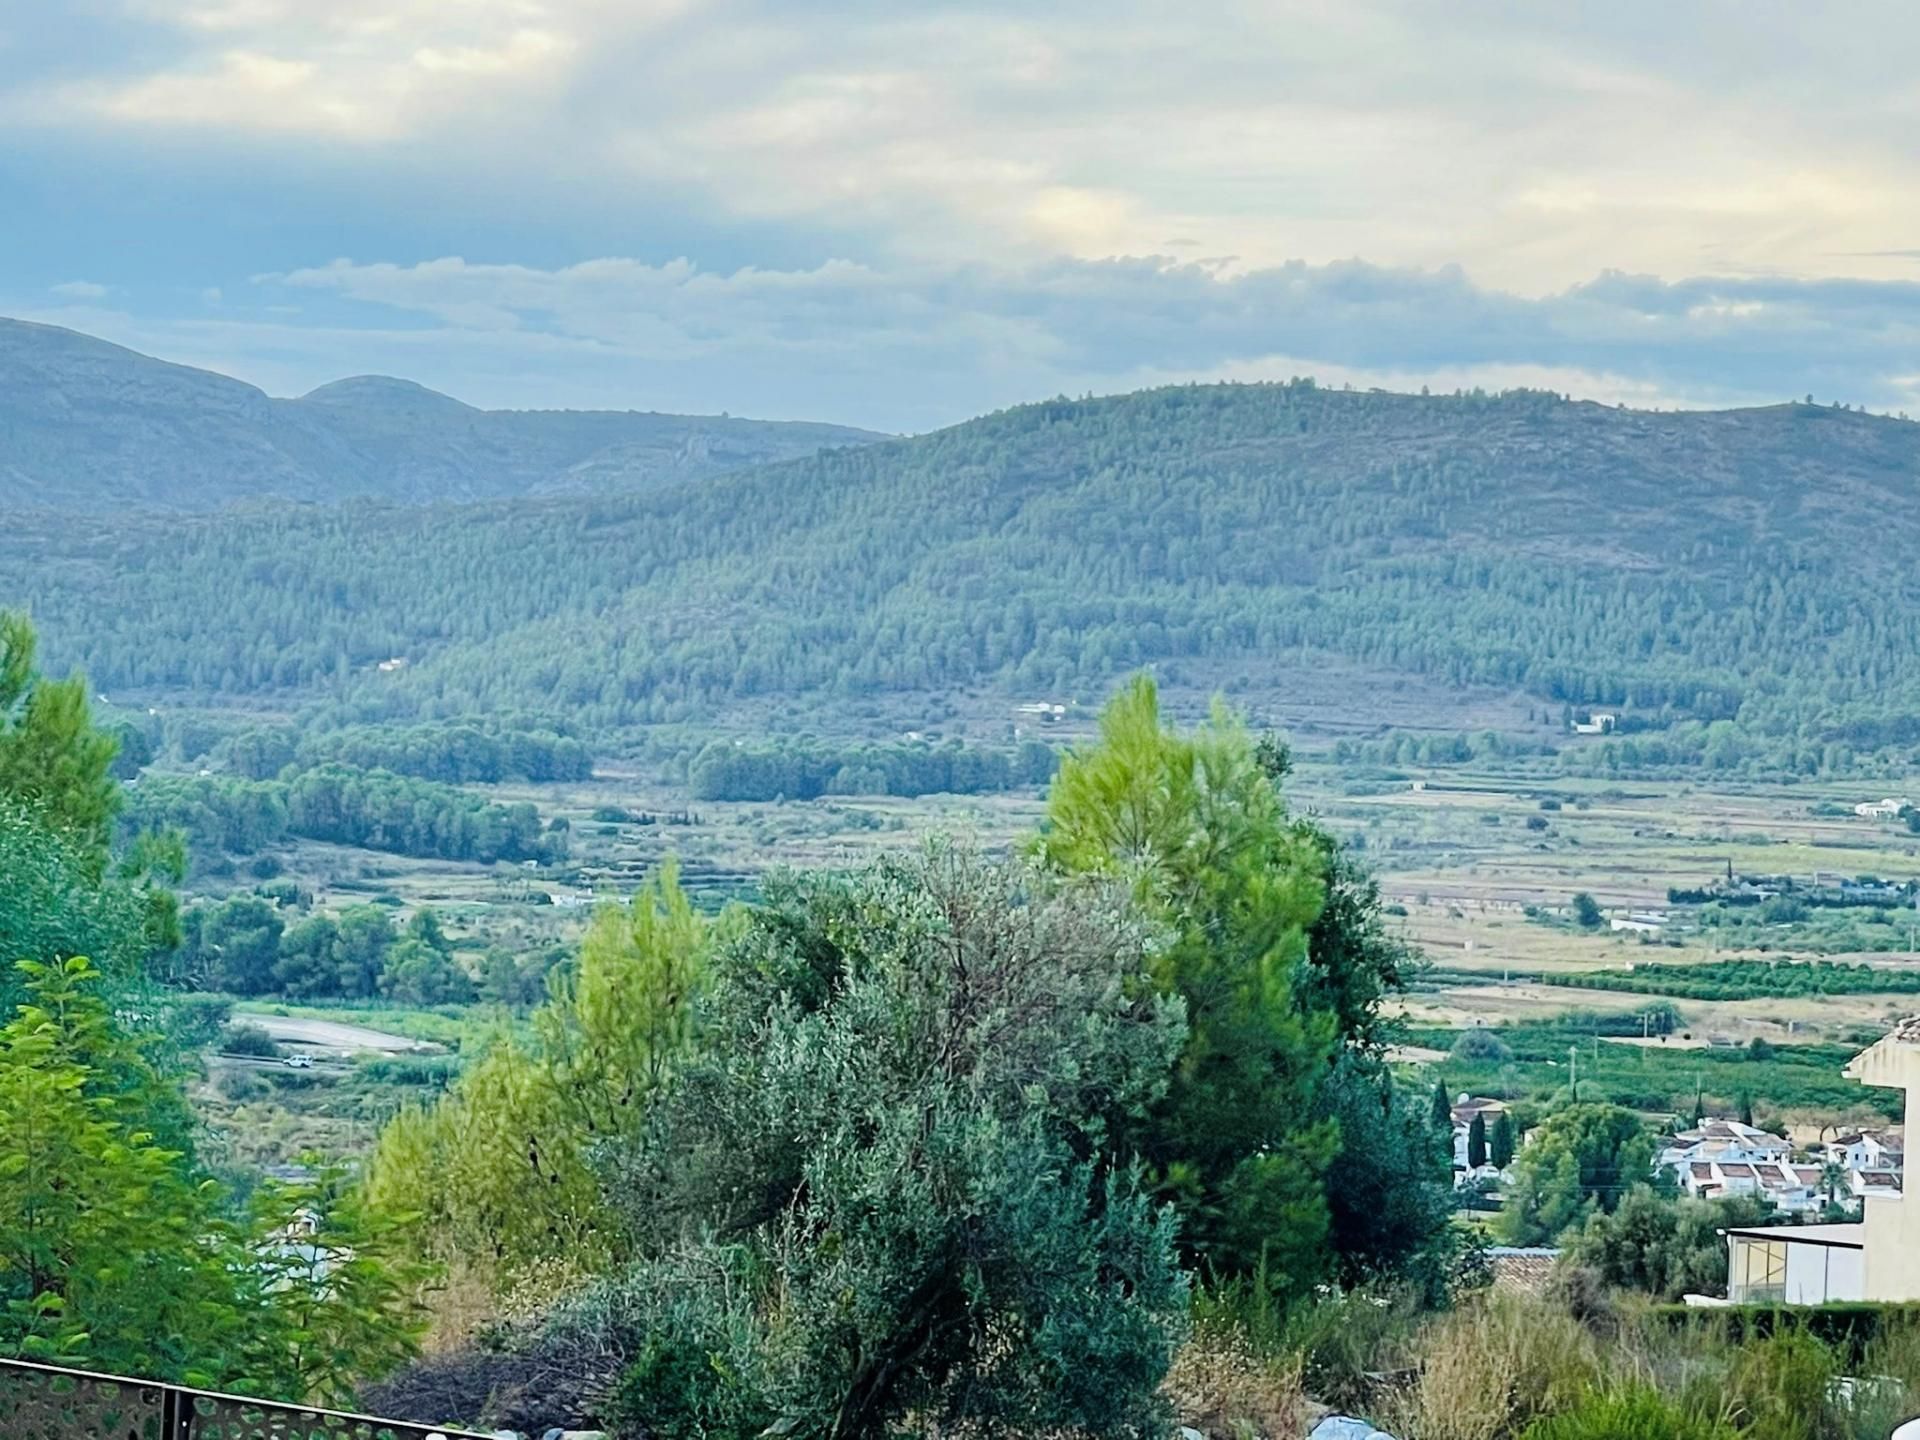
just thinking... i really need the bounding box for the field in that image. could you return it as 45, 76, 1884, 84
167, 744, 1920, 1168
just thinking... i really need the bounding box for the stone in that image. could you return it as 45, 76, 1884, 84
1309, 1417, 1399, 1440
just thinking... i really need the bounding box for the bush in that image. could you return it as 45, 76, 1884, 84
215, 1068, 268, 1102
1521, 1387, 1733, 1440
219, 1022, 280, 1057
1452, 1028, 1514, 1062
1649, 1303, 1920, 1364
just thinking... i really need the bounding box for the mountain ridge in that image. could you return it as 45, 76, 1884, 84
8, 378, 1920, 767
0, 316, 885, 510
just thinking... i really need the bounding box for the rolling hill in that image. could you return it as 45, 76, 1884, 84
0, 317, 883, 510
6, 379, 1920, 768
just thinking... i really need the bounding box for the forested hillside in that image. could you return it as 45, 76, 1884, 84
0, 317, 881, 510
10, 380, 1920, 764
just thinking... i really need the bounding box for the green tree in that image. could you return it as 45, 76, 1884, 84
379, 939, 475, 1006
598, 846, 1188, 1440
1568, 1186, 1773, 1299
1490, 1110, 1517, 1169
1572, 892, 1604, 929
0, 612, 120, 863
1468, 1111, 1489, 1169
273, 915, 343, 998
204, 896, 284, 996
367, 865, 708, 1293
0, 957, 235, 1380
235, 1158, 431, 1406
1499, 1104, 1653, 1245
1039, 676, 1335, 1302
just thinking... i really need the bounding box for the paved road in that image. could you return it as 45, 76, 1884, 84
241, 1014, 441, 1054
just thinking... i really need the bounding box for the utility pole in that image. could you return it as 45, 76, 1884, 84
1570, 1044, 1579, 1102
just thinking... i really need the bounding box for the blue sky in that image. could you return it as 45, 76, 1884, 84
4, 2, 1920, 432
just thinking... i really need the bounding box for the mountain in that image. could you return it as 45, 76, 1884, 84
0, 317, 883, 510
7, 381, 1920, 766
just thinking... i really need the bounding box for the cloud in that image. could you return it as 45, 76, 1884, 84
244, 252, 1920, 429
14, 3, 1920, 294
49, 280, 109, 300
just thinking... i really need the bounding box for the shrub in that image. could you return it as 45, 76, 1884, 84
1520, 1387, 1733, 1440
1452, 1028, 1514, 1062
1729, 1330, 1837, 1440
215, 1067, 268, 1102
219, 1022, 280, 1057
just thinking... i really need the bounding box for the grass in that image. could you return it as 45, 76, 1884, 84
1192, 1286, 1920, 1440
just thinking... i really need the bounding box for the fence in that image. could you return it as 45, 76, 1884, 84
0, 1356, 493, 1440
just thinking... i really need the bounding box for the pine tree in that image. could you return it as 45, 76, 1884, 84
1468, 1111, 1489, 1170
1040, 675, 1337, 1304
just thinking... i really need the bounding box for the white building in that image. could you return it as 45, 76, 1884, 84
1853, 798, 1907, 819
1611, 911, 1667, 935
1659, 1119, 1791, 1174
1722, 1018, 1920, 1303
1833, 1126, 1903, 1177
1450, 1096, 1509, 1179
1682, 1160, 1825, 1215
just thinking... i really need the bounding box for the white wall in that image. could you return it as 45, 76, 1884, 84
1785, 1242, 1864, 1304
1851, 1039, 1920, 1302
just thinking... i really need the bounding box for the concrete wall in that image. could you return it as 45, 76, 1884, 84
1850, 1038, 1920, 1302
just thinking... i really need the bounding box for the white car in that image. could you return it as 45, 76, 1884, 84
283, 1053, 315, 1069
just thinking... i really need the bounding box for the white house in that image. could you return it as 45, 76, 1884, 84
1450, 1096, 1509, 1178
1658, 1119, 1791, 1174
1721, 1018, 1920, 1303
1682, 1160, 1825, 1215
1854, 798, 1908, 820
1833, 1127, 1904, 1177
1573, 712, 1618, 735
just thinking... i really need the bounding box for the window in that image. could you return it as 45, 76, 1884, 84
1734, 1238, 1786, 1303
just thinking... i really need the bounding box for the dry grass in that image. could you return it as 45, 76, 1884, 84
1383, 1294, 1598, 1440
1163, 1325, 1314, 1440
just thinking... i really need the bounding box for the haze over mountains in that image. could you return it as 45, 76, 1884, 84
0, 317, 883, 510
7, 325, 1920, 765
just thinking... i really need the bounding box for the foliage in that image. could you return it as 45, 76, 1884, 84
1040, 675, 1337, 1303
0, 957, 424, 1400
121, 764, 565, 870
689, 734, 1057, 800
1519, 1387, 1734, 1440
0, 611, 119, 863
1453, 1028, 1513, 1061
20, 388, 1920, 776
1546, 957, 1920, 1001
233, 1158, 433, 1407
1566, 1187, 1774, 1300
1571, 893, 1603, 929
1316, 1060, 1458, 1299
365, 866, 707, 1293
1490, 1111, 1517, 1170
590, 846, 1189, 1440
220, 1022, 281, 1058
1385, 1293, 1599, 1440
1498, 1105, 1654, 1245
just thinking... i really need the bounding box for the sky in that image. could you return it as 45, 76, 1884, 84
4, 2, 1920, 432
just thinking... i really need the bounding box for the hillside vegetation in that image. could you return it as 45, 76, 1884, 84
10, 379, 1920, 764
0, 317, 880, 510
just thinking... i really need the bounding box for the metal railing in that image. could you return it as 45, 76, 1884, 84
0, 1356, 495, 1440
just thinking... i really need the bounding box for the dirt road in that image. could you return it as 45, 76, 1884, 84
241, 1014, 440, 1054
